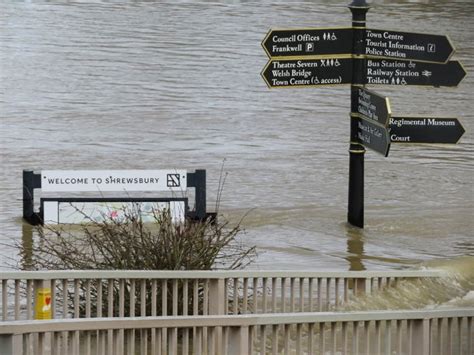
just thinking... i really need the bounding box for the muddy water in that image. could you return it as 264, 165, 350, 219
1, 0, 473, 305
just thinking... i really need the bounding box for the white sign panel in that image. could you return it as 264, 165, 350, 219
43, 201, 186, 224
41, 170, 187, 192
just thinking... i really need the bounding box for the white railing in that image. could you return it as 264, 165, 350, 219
0, 309, 472, 355
0, 270, 443, 321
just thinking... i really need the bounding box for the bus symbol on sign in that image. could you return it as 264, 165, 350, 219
167, 174, 181, 187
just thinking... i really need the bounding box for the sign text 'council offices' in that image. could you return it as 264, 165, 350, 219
41, 170, 187, 192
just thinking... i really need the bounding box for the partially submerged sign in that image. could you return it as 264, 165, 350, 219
41, 170, 187, 192
23, 169, 210, 225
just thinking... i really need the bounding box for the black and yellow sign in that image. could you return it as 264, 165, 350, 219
261, 57, 352, 88
365, 29, 455, 63
390, 117, 465, 144
262, 27, 353, 58
365, 59, 466, 87
352, 87, 391, 126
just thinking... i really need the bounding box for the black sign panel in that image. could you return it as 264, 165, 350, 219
352, 87, 391, 126
357, 118, 390, 156
261, 57, 352, 88
390, 117, 465, 144
262, 28, 353, 58
365, 59, 466, 87
365, 29, 455, 63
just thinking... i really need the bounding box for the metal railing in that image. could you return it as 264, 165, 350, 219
0, 270, 443, 321
0, 309, 472, 355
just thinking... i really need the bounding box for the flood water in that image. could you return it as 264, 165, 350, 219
1, 0, 473, 304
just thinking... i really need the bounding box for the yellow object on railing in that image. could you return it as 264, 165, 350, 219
34, 287, 52, 320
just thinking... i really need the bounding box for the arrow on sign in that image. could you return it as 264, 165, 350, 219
365, 59, 466, 87
389, 117, 465, 144
262, 28, 353, 58
365, 29, 455, 63
261, 57, 352, 88
352, 87, 391, 126
357, 117, 391, 157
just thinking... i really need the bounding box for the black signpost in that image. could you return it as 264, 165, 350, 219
390, 117, 465, 144
261, 0, 467, 228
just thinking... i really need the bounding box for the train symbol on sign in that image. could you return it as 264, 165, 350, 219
167, 174, 181, 187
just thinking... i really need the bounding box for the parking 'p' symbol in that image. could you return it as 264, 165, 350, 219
305, 43, 314, 52
167, 174, 180, 187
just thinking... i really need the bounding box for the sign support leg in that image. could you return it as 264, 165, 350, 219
348, 0, 369, 228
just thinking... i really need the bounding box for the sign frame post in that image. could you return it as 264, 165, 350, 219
348, 0, 370, 228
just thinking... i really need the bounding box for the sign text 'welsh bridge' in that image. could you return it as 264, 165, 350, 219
261, 0, 467, 228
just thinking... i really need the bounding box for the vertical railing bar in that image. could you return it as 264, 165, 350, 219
183, 280, 189, 355
447, 317, 453, 355
281, 278, 287, 313
261, 324, 267, 355
467, 316, 472, 355
107, 279, 113, 317
298, 278, 304, 312
326, 278, 331, 311
457, 317, 462, 355
203, 279, 209, 315
151, 279, 157, 355
243, 278, 249, 314
296, 323, 302, 355
344, 278, 349, 304
283, 324, 290, 355
141, 279, 147, 316
385, 320, 392, 355
342, 322, 348, 355
162, 279, 168, 354
290, 278, 295, 313
319, 322, 325, 355
14, 279, 20, 320
129, 279, 135, 355
27, 279, 33, 320
74, 279, 80, 318
171, 279, 178, 355
233, 278, 239, 315
335, 278, 340, 310
262, 277, 268, 314
85, 280, 92, 355
364, 321, 369, 355
317, 278, 322, 312
353, 321, 359, 355
309, 278, 314, 312
397, 319, 403, 355
253, 278, 258, 313
2, 280, 8, 320
272, 324, 278, 355
308, 323, 314, 355
271, 278, 277, 313
62, 279, 68, 318
331, 322, 337, 354
375, 320, 381, 355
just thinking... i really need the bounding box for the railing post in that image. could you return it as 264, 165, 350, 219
228, 326, 249, 355
209, 278, 225, 315
411, 319, 430, 355
0, 334, 22, 355
209, 278, 225, 352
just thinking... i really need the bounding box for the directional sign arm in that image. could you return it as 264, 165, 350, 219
389, 117, 465, 144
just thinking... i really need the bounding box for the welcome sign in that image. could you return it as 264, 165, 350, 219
41, 170, 187, 192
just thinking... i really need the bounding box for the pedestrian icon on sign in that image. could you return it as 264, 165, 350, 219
167, 174, 181, 187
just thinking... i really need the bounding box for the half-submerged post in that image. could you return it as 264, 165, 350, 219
348, 0, 370, 228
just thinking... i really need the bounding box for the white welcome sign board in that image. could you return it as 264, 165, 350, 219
41, 170, 187, 192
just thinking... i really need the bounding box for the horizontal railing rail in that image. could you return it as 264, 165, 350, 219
0, 308, 472, 355
1, 270, 445, 321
